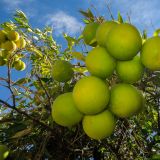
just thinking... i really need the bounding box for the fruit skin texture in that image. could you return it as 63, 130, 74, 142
82, 110, 116, 140
85, 47, 116, 79
106, 23, 142, 60
116, 56, 144, 84
15, 37, 26, 49
0, 144, 9, 160
0, 30, 7, 44
52, 60, 73, 82
96, 21, 117, 47
82, 22, 99, 46
52, 92, 83, 127
73, 76, 110, 115
7, 30, 19, 41
110, 83, 144, 118
1, 41, 17, 52
141, 36, 160, 71
13, 60, 26, 71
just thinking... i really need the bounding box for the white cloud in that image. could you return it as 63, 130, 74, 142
46, 11, 84, 36
88, 0, 160, 34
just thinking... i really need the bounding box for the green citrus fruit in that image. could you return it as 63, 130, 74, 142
1, 41, 17, 52
110, 83, 144, 118
0, 57, 6, 66
7, 30, 19, 41
15, 37, 26, 49
0, 144, 9, 160
13, 60, 26, 71
85, 46, 116, 79
106, 23, 142, 60
82, 22, 99, 46
0, 30, 7, 44
96, 21, 117, 47
116, 56, 144, 83
73, 76, 110, 115
82, 110, 116, 140
141, 36, 160, 71
52, 92, 83, 127
52, 60, 73, 82
1, 50, 12, 59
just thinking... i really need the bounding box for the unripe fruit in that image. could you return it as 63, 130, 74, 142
1, 41, 17, 52
73, 76, 110, 115
7, 30, 19, 41
85, 47, 116, 79
116, 56, 144, 83
141, 36, 160, 71
82, 22, 99, 46
52, 92, 83, 127
52, 60, 73, 82
0, 57, 6, 66
110, 83, 144, 118
15, 37, 26, 49
96, 21, 117, 47
106, 23, 142, 60
1, 50, 12, 59
0, 144, 9, 160
13, 60, 26, 71
82, 110, 116, 140
0, 30, 7, 44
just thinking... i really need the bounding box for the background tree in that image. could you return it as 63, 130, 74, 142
0, 9, 159, 160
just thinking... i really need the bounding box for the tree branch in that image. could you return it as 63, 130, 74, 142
0, 99, 54, 132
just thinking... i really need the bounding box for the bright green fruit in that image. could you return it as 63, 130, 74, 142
1, 50, 12, 59
141, 36, 160, 71
52, 92, 83, 127
7, 30, 19, 41
52, 60, 73, 82
0, 30, 7, 44
13, 60, 26, 71
82, 110, 116, 140
85, 47, 116, 79
116, 56, 144, 83
1, 41, 17, 52
0, 144, 9, 160
110, 83, 144, 118
15, 37, 26, 49
0, 57, 6, 66
96, 21, 117, 47
106, 23, 142, 60
82, 22, 99, 46
73, 76, 110, 115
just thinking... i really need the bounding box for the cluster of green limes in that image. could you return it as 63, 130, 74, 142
51, 21, 160, 140
0, 30, 26, 71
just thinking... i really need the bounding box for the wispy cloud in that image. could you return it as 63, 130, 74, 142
88, 0, 160, 34
46, 11, 84, 36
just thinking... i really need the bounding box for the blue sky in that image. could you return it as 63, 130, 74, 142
0, 0, 160, 101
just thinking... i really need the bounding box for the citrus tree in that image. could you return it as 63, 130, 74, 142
0, 9, 159, 160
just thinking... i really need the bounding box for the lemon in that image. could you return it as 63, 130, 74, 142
52, 92, 83, 127
82, 22, 99, 46
85, 46, 116, 79
73, 76, 110, 114
82, 110, 116, 140
52, 60, 73, 82
141, 36, 160, 71
116, 56, 144, 83
106, 23, 142, 60
96, 21, 117, 47
110, 83, 144, 118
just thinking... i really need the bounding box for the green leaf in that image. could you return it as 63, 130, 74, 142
11, 128, 32, 139
14, 78, 31, 85
71, 52, 85, 61
118, 12, 123, 23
